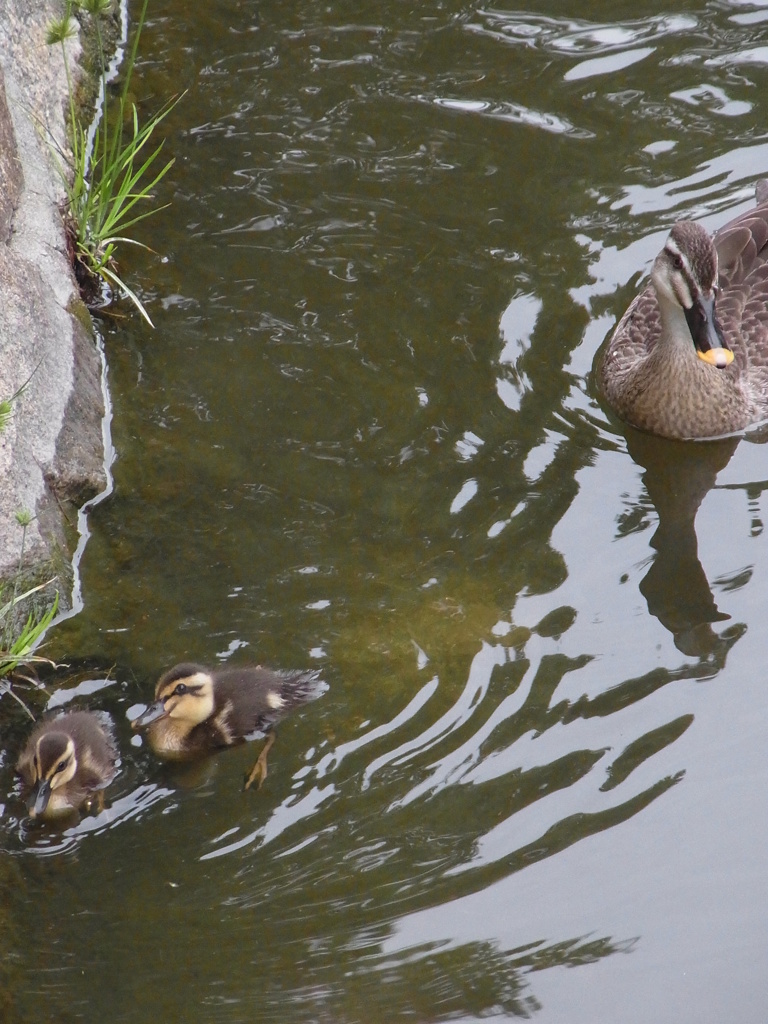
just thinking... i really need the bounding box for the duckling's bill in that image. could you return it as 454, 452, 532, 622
131, 700, 168, 729
29, 779, 53, 818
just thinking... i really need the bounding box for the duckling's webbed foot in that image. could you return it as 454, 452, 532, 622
244, 731, 276, 791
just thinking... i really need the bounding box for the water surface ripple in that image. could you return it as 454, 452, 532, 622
2, 1, 768, 1022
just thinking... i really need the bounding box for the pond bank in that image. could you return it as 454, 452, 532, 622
0, 0, 106, 614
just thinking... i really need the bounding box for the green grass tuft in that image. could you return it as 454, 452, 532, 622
47, 0, 182, 326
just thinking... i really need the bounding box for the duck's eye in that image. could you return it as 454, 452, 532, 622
672, 253, 684, 271
174, 683, 188, 696
55, 760, 68, 774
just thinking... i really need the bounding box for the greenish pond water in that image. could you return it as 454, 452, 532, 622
4, 0, 768, 1020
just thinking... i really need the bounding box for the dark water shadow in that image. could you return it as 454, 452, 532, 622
622, 428, 746, 659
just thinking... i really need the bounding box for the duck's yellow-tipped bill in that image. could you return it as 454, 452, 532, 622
698, 347, 734, 368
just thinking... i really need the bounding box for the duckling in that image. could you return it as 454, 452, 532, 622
16, 710, 118, 820
131, 662, 325, 789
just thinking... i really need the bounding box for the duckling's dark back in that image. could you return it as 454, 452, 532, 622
212, 666, 325, 739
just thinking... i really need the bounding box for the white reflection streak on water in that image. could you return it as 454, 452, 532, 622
314, 675, 439, 782
76, 785, 175, 833
387, 624, 694, 834
465, 11, 698, 59
428, 95, 592, 138
390, 645, 531, 810
199, 783, 336, 862
361, 643, 506, 791
610, 142, 768, 217
564, 46, 654, 82
448, 746, 684, 878
20, 784, 173, 855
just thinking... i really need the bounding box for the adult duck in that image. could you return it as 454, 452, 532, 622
598, 181, 768, 439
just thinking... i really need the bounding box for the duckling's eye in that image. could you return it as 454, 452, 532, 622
174, 683, 188, 696
672, 253, 684, 271
55, 760, 68, 774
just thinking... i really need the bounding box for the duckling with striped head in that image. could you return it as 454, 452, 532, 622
17, 711, 118, 819
131, 662, 325, 789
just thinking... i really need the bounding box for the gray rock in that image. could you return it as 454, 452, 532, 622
0, 0, 106, 612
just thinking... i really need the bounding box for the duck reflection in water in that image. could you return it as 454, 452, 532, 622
622, 427, 747, 658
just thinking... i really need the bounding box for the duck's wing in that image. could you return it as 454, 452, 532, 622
599, 282, 661, 400
715, 195, 768, 372
611, 284, 660, 356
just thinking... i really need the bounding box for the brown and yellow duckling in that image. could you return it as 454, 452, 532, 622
131, 662, 325, 789
16, 710, 118, 820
